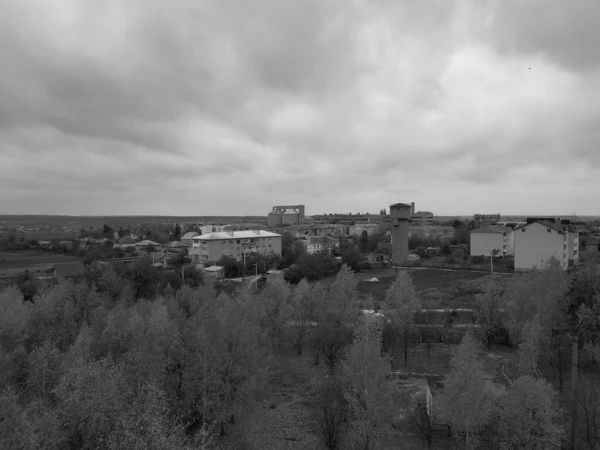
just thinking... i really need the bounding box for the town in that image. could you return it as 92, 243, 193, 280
1, 203, 599, 449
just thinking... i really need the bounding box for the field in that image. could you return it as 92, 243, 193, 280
0, 251, 81, 277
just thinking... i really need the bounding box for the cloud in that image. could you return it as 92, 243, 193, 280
0, 0, 598, 216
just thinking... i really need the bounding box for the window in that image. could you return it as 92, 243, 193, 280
547, 229, 551, 233
237, 240, 240, 243
521, 229, 526, 232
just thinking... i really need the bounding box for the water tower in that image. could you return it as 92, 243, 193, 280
390, 202, 414, 264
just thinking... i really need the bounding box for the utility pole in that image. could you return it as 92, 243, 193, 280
242, 251, 246, 282
181, 265, 184, 284
490, 252, 494, 273
571, 334, 579, 450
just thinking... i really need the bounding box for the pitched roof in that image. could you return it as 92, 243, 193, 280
515, 220, 566, 234
136, 239, 162, 246
470, 225, 508, 234
390, 203, 412, 207
54, 261, 85, 278
118, 236, 135, 244
180, 232, 199, 240
192, 230, 282, 240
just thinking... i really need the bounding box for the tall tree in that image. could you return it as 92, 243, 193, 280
341, 314, 393, 448
312, 376, 348, 450
385, 271, 421, 366
474, 280, 504, 349
440, 332, 492, 449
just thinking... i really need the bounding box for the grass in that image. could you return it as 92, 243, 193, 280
0, 251, 81, 276
356, 268, 493, 307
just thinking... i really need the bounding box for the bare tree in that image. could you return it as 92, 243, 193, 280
312, 376, 348, 450
474, 280, 504, 349
385, 271, 421, 367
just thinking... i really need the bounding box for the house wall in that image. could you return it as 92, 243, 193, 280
191, 235, 282, 261
470, 233, 504, 257
470, 231, 515, 256
514, 223, 568, 271
567, 232, 579, 266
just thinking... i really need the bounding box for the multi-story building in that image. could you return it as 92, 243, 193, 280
190, 230, 282, 262
411, 210, 434, 224
299, 235, 339, 255
199, 224, 231, 235
514, 220, 578, 271
349, 223, 380, 236
470, 225, 514, 257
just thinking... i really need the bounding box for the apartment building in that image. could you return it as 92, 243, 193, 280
514, 220, 578, 271
190, 230, 282, 262
299, 235, 339, 255
199, 224, 231, 235
470, 225, 514, 257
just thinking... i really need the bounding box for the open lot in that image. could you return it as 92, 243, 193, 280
0, 251, 81, 276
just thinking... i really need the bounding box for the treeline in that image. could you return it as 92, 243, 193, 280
0, 261, 599, 449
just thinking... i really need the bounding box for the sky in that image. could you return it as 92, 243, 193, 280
1, 0, 599, 217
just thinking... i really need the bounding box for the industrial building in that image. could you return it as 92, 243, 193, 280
190, 230, 282, 262
267, 205, 306, 227
390, 202, 413, 264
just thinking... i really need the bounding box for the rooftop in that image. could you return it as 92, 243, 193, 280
515, 220, 566, 234
192, 230, 282, 240
180, 232, 199, 240
300, 235, 338, 245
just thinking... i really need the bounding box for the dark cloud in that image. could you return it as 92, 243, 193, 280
0, 0, 598, 215
483, 0, 600, 72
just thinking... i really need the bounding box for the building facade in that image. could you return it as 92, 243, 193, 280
267, 205, 305, 227
514, 221, 577, 271
470, 225, 514, 257
390, 202, 412, 264
299, 235, 338, 255
190, 230, 282, 262
199, 224, 230, 235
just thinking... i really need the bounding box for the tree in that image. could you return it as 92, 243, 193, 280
474, 280, 504, 349
577, 374, 600, 450
288, 278, 316, 356
312, 376, 348, 450
342, 246, 362, 271
493, 375, 563, 449
174, 223, 182, 239
441, 332, 492, 449
385, 271, 421, 367
341, 314, 393, 448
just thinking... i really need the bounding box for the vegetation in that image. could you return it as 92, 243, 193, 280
0, 257, 598, 449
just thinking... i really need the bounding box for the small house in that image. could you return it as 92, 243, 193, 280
203, 265, 225, 282
585, 240, 599, 252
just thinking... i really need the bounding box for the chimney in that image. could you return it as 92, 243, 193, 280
411, 202, 415, 215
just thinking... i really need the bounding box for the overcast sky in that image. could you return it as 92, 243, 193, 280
1, 0, 599, 217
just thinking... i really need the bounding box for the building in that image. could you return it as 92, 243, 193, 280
53, 261, 85, 278
470, 225, 514, 257
349, 223, 380, 236
267, 205, 306, 227
190, 230, 282, 262
299, 235, 338, 255
203, 265, 225, 282
135, 240, 162, 251
514, 220, 579, 271
115, 236, 136, 249
180, 231, 199, 245
411, 210, 434, 224
199, 224, 230, 235
310, 213, 380, 225
164, 241, 189, 253
585, 239, 599, 252
390, 202, 413, 264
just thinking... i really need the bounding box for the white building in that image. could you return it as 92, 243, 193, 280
514, 221, 578, 272
199, 224, 231, 235
349, 223, 380, 236
470, 225, 514, 257
299, 235, 339, 255
190, 230, 282, 262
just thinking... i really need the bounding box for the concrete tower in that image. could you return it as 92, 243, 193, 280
390, 202, 413, 264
